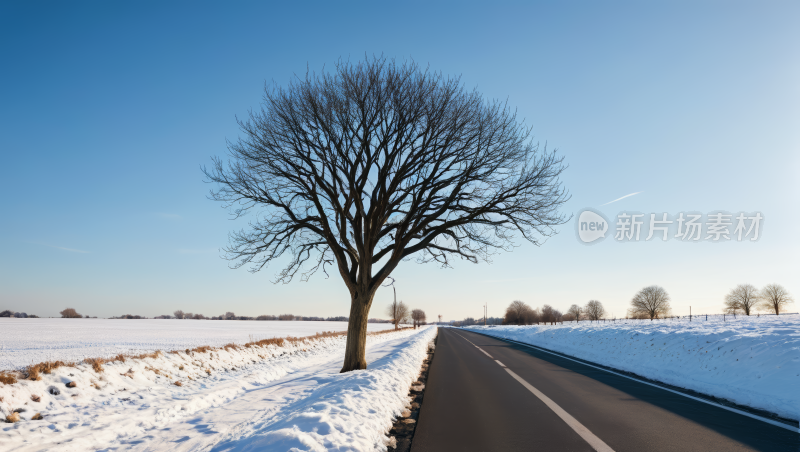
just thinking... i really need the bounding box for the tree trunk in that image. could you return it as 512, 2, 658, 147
340, 293, 373, 373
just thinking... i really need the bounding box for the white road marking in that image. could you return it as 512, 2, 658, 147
504, 367, 615, 452
453, 331, 494, 358
452, 330, 615, 451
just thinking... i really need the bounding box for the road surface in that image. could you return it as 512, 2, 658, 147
411, 328, 798, 452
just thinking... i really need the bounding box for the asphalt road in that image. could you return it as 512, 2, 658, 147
411, 328, 799, 452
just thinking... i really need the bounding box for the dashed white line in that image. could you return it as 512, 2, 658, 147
451, 330, 615, 451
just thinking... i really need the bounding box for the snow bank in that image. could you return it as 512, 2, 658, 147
0, 326, 435, 451
0, 319, 394, 370
466, 316, 800, 421
215, 326, 437, 451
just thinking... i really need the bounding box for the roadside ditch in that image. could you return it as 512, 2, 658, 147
387, 331, 437, 451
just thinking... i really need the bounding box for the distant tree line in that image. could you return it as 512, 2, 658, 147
724, 283, 793, 315
487, 282, 795, 326
0, 310, 39, 318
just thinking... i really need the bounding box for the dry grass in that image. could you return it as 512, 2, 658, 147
1, 326, 414, 387
173, 381, 182, 387
25, 360, 69, 381
0, 372, 17, 385
31, 395, 40, 402
85, 357, 104, 373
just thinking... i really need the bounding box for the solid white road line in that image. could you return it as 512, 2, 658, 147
466, 330, 800, 434
452, 330, 615, 452
504, 367, 615, 452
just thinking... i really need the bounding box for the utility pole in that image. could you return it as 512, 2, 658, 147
690, 306, 692, 322
484, 304, 486, 326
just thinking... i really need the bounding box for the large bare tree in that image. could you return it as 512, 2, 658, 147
584, 300, 605, 320
386, 300, 410, 330
724, 284, 759, 315
629, 286, 671, 320
205, 57, 570, 371
760, 284, 793, 315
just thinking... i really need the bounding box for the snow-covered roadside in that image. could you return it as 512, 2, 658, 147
466, 317, 800, 421
0, 326, 436, 451
210, 325, 437, 451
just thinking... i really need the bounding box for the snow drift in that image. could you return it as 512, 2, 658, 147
466, 316, 799, 421
0, 326, 436, 451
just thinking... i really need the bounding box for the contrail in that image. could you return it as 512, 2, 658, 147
601, 191, 642, 206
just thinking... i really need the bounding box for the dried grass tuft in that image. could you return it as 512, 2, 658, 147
31, 395, 41, 402
173, 381, 182, 386
0, 372, 17, 385
85, 358, 104, 373
5, 412, 20, 423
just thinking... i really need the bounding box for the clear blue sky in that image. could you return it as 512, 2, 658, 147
1, 1, 798, 320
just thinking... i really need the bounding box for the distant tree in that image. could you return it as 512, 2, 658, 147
204, 57, 570, 372
0, 310, 14, 317
184, 312, 194, 320
192, 313, 205, 320
438, 314, 443, 324
411, 309, 426, 329
540, 305, 562, 324
173, 310, 185, 319
504, 300, 539, 325
584, 300, 605, 321
760, 284, 794, 315
566, 304, 582, 322
224, 312, 236, 320
60, 308, 82, 318
386, 300, 410, 330
723, 284, 759, 315
278, 314, 295, 321
629, 286, 671, 320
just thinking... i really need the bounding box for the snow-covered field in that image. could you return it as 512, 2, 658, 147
0, 325, 436, 451
0, 319, 394, 371
466, 316, 800, 421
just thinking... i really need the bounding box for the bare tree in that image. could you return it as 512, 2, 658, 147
566, 304, 582, 322
387, 300, 410, 330
60, 308, 82, 318
584, 300, 605, 321
411, 309, 426, 328
184, 312, 194, 320
540, 304, 562, 324
724, 284, 759, 315
504, 300, 531, 325
173, 310, 185, 319
438, 314, 442, 324
760, 284, 794, 315
630, 286, 671, 320
204, 57, 570, 372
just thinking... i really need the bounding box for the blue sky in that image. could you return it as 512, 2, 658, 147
1, 1, 798, 320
